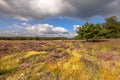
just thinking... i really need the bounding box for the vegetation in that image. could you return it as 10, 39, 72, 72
0, 40, 120, 80
0, 37, 70, 40
76, 16, 120, 41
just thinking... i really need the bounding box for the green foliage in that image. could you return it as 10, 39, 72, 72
0, 37, 70, 40
76, 16, 120, 41
104, 16, 120, 38
76, 22, 101, 41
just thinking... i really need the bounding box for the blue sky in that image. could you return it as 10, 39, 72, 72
0, 0, 119, 37
0, 17, 104, 31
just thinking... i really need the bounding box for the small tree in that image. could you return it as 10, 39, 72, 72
76, 22, 101, 41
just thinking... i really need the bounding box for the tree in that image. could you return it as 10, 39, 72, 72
76, 22, 101, 41
104, 16, 120, 38
75, 16, 120, 41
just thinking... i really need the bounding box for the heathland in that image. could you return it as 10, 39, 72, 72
0, 39, 120, 80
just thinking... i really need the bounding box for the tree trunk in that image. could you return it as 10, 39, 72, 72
87, 39, 89, 41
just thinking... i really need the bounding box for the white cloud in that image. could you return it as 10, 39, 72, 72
24, 24, 68, 34
0, 23, 77, 37
21, 23, 27, 26
0, 0, 71, 21
0, 0, 120, 21
73, 25, 81, 31
0, 31, 15, 36
5, 23, 78, 37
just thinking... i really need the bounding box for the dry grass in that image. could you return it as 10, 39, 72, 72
0, 39, 120, 80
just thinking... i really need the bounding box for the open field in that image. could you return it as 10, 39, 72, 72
0, 39, 120, 80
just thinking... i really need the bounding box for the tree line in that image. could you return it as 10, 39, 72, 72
75, 16, 120, 41
0, 37, 70, 40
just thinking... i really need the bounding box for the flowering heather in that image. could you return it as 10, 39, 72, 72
0, 39, 120, 80
97, 52, 116, 61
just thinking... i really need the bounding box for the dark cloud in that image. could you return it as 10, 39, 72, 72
62, 0, 120, 19
0, 0, 120, 21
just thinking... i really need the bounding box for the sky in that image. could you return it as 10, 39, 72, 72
0, 0, 120, 37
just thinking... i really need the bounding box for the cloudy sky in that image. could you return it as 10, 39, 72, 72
0, 0, 120, 37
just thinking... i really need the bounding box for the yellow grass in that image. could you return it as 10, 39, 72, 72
1, 40, 120, 80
